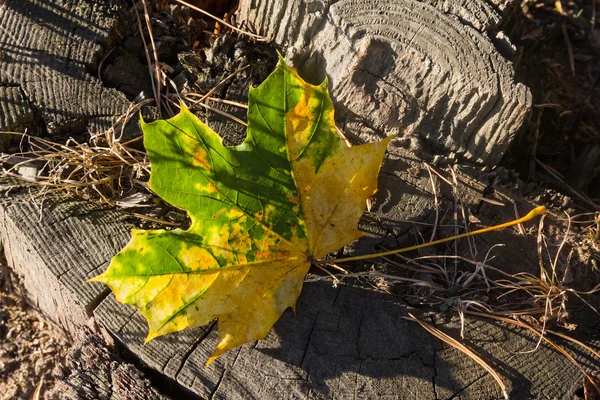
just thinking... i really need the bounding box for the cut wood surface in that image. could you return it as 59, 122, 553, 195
0, 86, 34, 150
236, 0, 532, 164
0, 0, 597, 399
0, 0, 130, 136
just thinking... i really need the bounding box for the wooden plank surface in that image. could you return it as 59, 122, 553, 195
0, 193, 132, 335
0, 86, 35, 148
1, 159, 596, 398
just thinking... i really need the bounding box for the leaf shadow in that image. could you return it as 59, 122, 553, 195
241, 281, 594, 399
181, 282, 556, 399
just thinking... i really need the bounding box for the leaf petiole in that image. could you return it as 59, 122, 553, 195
325, 206, 547, 264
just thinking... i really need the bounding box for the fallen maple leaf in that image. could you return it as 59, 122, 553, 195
89, 57, 392, 363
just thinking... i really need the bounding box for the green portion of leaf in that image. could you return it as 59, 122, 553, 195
144, 101, 306, 245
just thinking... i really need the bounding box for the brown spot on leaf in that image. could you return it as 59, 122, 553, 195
192, 147, 211, 171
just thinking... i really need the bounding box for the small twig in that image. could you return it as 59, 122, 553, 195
335, 126, 353, 147
141, 0, 162, 117
424, 163, 439, 242
206, 97, 248, 109
321, 263, 350, 274
561, 23, 576, 77
423, 164, 453, 186
312, 264, 342, 286
134, 4, 160, 116
195, 102, 247, 127
476, 196, 505, 206
513, 201, 526, 235
551, 212, 571, 280
537, 214, 548, 282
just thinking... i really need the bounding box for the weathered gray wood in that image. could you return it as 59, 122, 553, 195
91, 292, 213, 388
236, 0, 532, 164
2, 158, 594, 399
0, 192, 132, 335
93, 281, 440, 399
46, 323, 168, 400
0, 0, 131, 135
432, 315, 599, 399
0, 86, 35, 150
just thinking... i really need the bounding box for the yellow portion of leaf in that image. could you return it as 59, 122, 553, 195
285, 68, 392, 258
90, 228, 310, 362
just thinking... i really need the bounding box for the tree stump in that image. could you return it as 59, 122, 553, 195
236, 0, 532, 164
0, 0, 597, 399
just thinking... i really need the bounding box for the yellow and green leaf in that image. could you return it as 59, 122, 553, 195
89, 57, 391, 364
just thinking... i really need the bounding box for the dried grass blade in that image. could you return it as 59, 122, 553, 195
141, 0, 162, 115
134, 3, 160, 116
405, 313, 509, 399
461, 309, 600, 394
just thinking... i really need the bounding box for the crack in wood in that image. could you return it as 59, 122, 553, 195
447, 373, 490, 399
430, 314, 443, 400
172, 320, 216, 380
299, 312, 319, 368
116, 308, 140, 335
209, 365, 227, 400
85, 287, 111, 316
208, 345, 245, 399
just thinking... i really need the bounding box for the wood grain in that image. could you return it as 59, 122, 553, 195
236, 0, 532, 164
0, 86, 34, 151
0, 193, 131, 335
0, 86, 34, 132
1, 161, 593, 398
0, 0, 130, 135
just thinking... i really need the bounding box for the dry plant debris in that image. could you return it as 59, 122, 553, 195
0, 261, 69, 400
0, 129, 149, 206
508, 0, 600, 206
